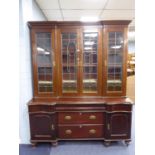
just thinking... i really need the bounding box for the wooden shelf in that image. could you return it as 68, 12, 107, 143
107, 80, 122, 84
38, 81, 53, 84
38, 64, 52, 67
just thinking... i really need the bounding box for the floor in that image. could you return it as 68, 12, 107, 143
19, 106, 135, 155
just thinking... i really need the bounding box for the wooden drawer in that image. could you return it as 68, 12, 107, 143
59, 125, 104, 139
58, 112, 105, 124
29, 105, 55, 113
106, 104, 132, 112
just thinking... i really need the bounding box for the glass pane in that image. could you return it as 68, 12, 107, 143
61, 32, 77, 92
83, 32, 98, 93
107, 32, 123, 91
36, 32, 53, 93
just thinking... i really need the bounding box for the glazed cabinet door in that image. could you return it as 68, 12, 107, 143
58, 28, 102, 96
81, 28, 102, 95
103, 26, 128, 96
31, 29, 57, 97
106, 113, 131, 139
29, 113, 56, 140
58, 29, 81, 95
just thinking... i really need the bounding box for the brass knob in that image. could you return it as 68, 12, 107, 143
64, 115, 72, 120
65, 129, 72, 135
89, 115, 96, 120
89, 129, 96, 134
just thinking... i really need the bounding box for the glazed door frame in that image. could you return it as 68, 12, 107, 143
31, 28, 57, 98
103, 25, 128, 96
80, 27, 103, 96
57, 27, 103, 96
57, 28, 81, 96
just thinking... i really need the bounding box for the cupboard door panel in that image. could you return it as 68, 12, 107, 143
107, 113, 131, 139
29, 113, 56, 140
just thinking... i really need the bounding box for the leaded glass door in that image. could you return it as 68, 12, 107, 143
32, 29, 56, 97
104, 27, 127, 96
82, 29, 102, 95
59, 28, 102, 96
60, 29, 80, 94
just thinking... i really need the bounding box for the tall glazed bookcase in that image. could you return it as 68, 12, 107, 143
28, 21, 133, 146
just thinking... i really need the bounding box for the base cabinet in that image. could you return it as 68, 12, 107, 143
28, 98, 132, 146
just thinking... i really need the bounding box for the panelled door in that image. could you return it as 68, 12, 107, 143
30, 113, 56, 140
106, 113, 131, 139
58, 27, 102, 96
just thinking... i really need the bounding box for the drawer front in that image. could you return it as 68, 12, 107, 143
59, 125, 104, 139
106, 105, 132, 112
29, 105, 55, 112
58, 112, 105, 124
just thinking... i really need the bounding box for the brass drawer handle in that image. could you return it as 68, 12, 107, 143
64, 115, 72, 120
89, 115, 96, 120
65, 129, 72, 135
89, 129, 96, 134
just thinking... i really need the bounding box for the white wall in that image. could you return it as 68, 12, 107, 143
19, 0, 47, 144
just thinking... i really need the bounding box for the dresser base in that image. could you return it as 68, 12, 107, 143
28, 97, 133, 147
